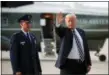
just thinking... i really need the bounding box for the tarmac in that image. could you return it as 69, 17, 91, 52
1, 38, 108, 75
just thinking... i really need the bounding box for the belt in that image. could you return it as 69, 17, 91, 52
67, 59, 84, 64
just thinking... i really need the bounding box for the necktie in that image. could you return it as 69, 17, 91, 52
26, 33, 31, 43
73, 30, 84, 62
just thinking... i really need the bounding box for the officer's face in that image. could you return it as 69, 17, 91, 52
20, 21, 31, 32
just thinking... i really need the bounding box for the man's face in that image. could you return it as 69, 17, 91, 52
65, 16, 77, 29
20, 20, 31, 32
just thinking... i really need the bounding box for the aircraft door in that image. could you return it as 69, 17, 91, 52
40, 13, 56, 57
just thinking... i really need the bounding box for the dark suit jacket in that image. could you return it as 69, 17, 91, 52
55, 26, 92, 70
10, 31, 42, 75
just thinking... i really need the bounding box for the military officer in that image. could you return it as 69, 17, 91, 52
10, 14, 42, 75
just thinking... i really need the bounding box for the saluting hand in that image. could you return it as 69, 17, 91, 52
56, 12, 64, 24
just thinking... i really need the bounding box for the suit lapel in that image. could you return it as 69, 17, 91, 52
76, 28, 84, 41
63, 29, 73, 57
29, 33, 38, 57
29, 33, 36, 45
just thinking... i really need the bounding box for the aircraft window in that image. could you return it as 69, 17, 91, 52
2, 17, 8, 27
40, 19, 46, 26
105, 19, 108, 24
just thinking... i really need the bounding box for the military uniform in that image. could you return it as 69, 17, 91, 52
10, 15, 42, 75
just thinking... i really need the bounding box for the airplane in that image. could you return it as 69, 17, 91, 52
1, 1, 108, 61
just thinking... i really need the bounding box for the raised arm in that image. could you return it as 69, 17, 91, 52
55, 12, 66, 38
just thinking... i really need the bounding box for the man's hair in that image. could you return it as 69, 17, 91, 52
65, 13, 77, 18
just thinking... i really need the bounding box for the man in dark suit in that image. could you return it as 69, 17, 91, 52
55, 13, 92, 75
10, 15, 42, 75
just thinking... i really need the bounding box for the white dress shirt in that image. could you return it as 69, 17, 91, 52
67, 29, 84, 59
